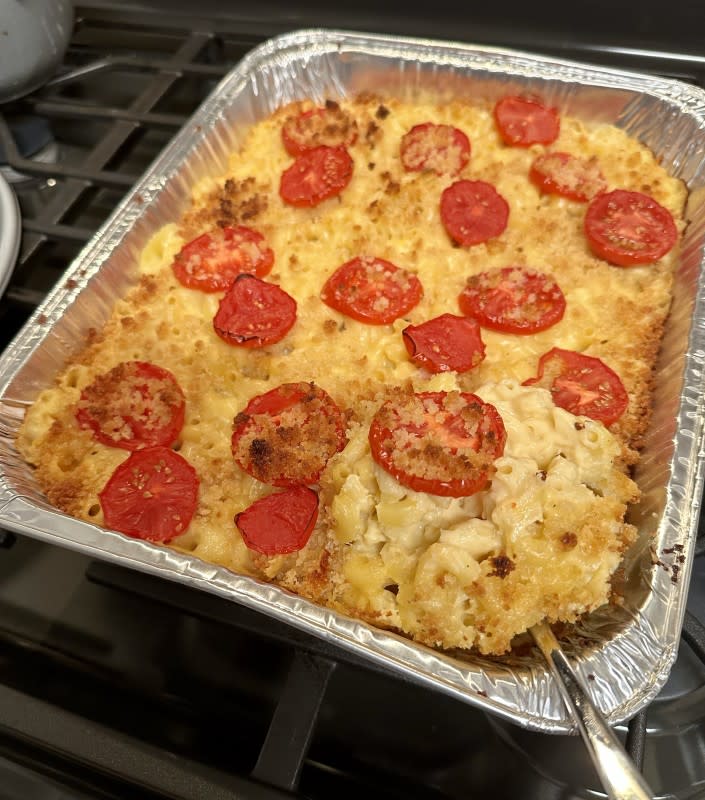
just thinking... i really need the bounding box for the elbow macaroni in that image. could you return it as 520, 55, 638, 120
323, 381, 637, 653
17, 94, 682, 654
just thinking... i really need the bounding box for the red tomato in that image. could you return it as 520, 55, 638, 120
99, 446, 199, 542
402, 314, 485, 373
172, 226, 274, 292
494, 96, 560, 147
584, 189, 678, 267
522, 347, 628, 425
321, 256, 423, 325
529, 152, 606, 202
440, 180, 509, 247
213, 274, 296, 348
231, 382, 347, 486
458, 266, 566, 334
279, 146, 354, 207
76, 361, 185, 451
235, 485, 319, 555
369, 391, 506, 497
400, 122, 471, 176
282, 104, 358, 156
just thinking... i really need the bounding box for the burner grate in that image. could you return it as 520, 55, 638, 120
0, 18, 249, 346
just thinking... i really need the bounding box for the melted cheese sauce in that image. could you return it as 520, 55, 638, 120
18, 95, 686, 654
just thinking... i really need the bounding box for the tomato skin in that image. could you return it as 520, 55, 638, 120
231, 382, 347, 487
402, 314, 485, 373
529, 151, 606, 202
584, 189, 678, 267
279, 145, 354, 207
282, 105, 358, 156
321, 256, 423, 325
440, 180, 509, 247
76, 361, 185, 451
494, 96, 559, 147
213, 274, 296, 348
172, 226, 274, 292
235, 485, 319, 555
369, 391, 506, 498
400, 122, 471, 176
522, 347, 628, 425
458, 266, 566, 334
99, 446, 199, 542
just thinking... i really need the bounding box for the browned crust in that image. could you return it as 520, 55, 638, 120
17, 92, 686, 656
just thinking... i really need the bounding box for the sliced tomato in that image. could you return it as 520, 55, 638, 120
494, 95, 560, 147
400, 122, 471, 176
76, 361, 185, 451
529, 151, 606, 202
235, 485, 319, 555
172, 226, 274, 292
321, 256, 423, 324
584, 189, 678, 267
402, 314, 485, 373
369, 391, 506, 498
99, 446, 199, 542
458, 266, 566, 334
213, 274, 296, 348
279, 145, 354, 207
440, 180, 509, 247
522, 347, 628, 425
282, 104, 358, 156
231, 382, 347, 486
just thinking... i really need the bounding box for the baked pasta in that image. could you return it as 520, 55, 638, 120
17, 92, 687, 655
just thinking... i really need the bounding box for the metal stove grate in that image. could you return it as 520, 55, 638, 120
0, 14, 258, 345
1, 5, 705, 799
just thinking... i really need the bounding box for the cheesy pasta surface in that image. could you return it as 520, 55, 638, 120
18, 94, 686, 654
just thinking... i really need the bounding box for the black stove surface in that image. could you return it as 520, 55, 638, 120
1, 3, 705, 799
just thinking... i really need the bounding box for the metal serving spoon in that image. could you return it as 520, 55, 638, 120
530, 622, 653, 800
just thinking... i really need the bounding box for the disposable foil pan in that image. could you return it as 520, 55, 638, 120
1, 29, 705, 733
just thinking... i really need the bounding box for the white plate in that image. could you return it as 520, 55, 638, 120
0, 171, 20, 298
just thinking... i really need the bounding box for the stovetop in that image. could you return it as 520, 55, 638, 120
1, 3, 705, 799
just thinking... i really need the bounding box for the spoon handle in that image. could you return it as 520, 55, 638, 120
531, 623, 653, 800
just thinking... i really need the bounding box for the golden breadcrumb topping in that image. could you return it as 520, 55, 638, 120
17, 92, 686, 655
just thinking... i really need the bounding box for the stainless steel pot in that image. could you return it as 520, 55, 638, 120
0, 0, 74, 103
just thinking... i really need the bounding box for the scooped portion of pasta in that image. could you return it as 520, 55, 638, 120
17, 92, 686, 654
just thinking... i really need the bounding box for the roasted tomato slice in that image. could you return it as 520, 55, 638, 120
321, 256, 423, 325
529, 151, 606, 202
369, 391, 506, 498
400, 122, 471, 176
76, 361, 185, 451
235, 485, 319, 555
99, 446, 199, 542
172, 225, 274, 292
440, 180, 509, 247
522, 347, 628, 425
282, 102, 358, 156
213, 274, 296, 348
402, 314, 485, 373
584, 189, 678, 267
279, 145, 354, 207
493, 95, 559, 147
458, 266, 566, 334
231, 382, 347, 486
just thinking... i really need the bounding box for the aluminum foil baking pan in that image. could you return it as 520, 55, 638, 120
1, 29, 705, 733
